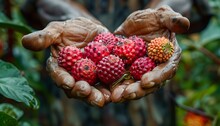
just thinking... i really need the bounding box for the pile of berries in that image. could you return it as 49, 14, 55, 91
57, 33, 174, 86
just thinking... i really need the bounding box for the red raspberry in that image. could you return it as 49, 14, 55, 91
84, 41, 110, 64
94, 32, 117, 53
97, 55, 125, 85
130, 57, 156, 80
71, 58, 97, 85
57, 46, 83, 71
129, 35, 147, 59
112, 38, 136, 65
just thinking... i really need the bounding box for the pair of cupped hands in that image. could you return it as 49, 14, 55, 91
22, 6, 190, 107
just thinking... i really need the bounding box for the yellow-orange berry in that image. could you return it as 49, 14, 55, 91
147, 37, 174, 63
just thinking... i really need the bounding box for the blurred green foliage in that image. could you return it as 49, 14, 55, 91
174, 0, 220, 125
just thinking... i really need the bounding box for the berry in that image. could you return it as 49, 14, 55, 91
147, 37, 174, 63
71, 58, 97, 85
94, 32, 117, 52
184, 112, 211, 126
97, 55, 125, 85
58, 46, 83, 71
84, 41, 110, 64
129, 35, 147, 58
130, 57, 156, 80
112, 38, 136, 65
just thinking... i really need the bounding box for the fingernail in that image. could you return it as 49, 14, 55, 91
126, 93, 136, 99
62, 85, 71, 90
79, 84, 86, 90
104, 94, 110, 100
90, 101, 103, 107
149, 82, 155, 87
76, 92, 85, 97
90, 95, 104, 107
63, 76, 74, 86
90, 101, 97, 106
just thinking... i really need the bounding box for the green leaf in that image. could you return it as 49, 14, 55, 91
0, 12, 33, 34
0, 77, 39, 109
0, 112, 18, 126
200, 19, 220, 46
0, 60, 39, 109
184, 85, 217, 107
0, 60, 21, 78
0, 103, 23, 120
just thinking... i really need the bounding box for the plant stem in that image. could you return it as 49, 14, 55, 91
169, 93, 214, 120
198, 46, 220, 65
4, 0, 14, 62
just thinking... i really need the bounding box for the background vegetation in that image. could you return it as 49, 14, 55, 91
0, 0, 220, 126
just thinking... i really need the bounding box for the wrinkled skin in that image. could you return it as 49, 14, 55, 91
22, 5, 190, 107
22, 17, 109, 107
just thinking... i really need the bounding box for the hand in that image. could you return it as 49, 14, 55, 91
22, 17, 111, 107
111, 5, 190, 102
22, 5, 190, 106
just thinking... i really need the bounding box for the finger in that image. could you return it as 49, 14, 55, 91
123, 82, 158, 100
71, 81, 92, 97
123, 82, 145, 99
111, 79, 134, 102
86, 87, 105, 107
156, 5, 190, 33
114, 8, 157, 36
141, 35, 181, 88
111, 84, 127, 103
114, 5, 189, 37
22, 21, 62, 51
46, 57, 75, 89
22, 31, 50, 51
96, 85, 111, 103
169, 16, 190, 33
121, 79, 135, 85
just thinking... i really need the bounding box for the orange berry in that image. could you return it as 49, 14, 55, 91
147, 37, 174, 63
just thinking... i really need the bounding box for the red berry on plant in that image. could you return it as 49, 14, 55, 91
184, 112, 211, 126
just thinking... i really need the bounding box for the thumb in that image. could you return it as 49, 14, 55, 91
22, 21, 62, 51
156, 5, 190, 33
46, 56, 75, 89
